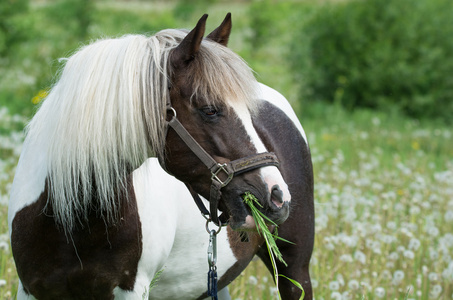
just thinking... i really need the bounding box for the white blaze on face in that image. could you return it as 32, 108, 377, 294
231, 101, 291, 206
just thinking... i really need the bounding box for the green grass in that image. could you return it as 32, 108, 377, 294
0, 108, 23, 299
243, 192, 304, 299
302, 105, 453, 299
230, 104, 453, 299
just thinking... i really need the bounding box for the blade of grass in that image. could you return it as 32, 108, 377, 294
243, 192, 304, 299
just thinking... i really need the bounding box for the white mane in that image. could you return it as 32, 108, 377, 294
25, 29, 258, 233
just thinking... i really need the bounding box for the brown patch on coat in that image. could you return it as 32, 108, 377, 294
11, 176, 142, 299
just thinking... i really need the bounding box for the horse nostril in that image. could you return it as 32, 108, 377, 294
271, 185, 284, 205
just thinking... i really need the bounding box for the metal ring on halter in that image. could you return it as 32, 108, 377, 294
205, 218, 222, 235
167, 106, 177, 119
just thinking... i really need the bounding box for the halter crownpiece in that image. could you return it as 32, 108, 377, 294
162, 106, 280, 226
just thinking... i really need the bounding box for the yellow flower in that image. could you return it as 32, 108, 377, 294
322, 133, 335, 141
411, 141, 420, 150
31, 89, 48, 104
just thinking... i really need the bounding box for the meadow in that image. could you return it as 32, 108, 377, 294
1, 1, 453, 299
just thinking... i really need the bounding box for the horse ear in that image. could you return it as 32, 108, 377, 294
207, 13, 232, 47
171, 14, 208, 66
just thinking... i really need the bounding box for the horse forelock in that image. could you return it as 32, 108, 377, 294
25, 28, 258, 233
159, 29, 259, 113
186, 42, 259, 112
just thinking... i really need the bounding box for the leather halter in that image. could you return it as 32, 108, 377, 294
162, 106, 280, 226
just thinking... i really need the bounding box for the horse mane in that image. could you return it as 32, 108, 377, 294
26, 29, 258, 233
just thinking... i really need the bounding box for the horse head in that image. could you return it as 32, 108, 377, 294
161, 14, 291, 230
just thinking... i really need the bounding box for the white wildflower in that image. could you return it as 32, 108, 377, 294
409, 206, 420, 215
445, 210, 453, 222
388, 252, 399, 261
397, 246, 406, 253
374, 287, 385, 298
429, 248, 439, 260
408, 238, 421, 251
336, 274, 345, 287
429, 284, 442, 299
381, 270, 392, 280
330, 291, 342, 300
329, 281, 340, 291
247, 275, 258, 285
393, 270, 405, 285
269, 287, 278, 298
441, 233, 453, 247
348, 279, 359, 290
442, 262, 453, 281
339, 254, 353, 263
354, 250, 366, 264
428, 272, 438, 282
426, 226, 439, 237
311, 279, 318, 289
0, 241, 9, 252
403, 250, 415, 260
422, 265, 429, 275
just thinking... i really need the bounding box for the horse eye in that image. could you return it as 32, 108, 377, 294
201, 106, 218, 116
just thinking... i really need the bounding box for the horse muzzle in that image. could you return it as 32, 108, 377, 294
222, 167, 291, 231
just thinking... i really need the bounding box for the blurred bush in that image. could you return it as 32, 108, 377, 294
247, 0, 316, 113
46, 0, 93, 40
0, 0, 30, 60
173, 0, 217, 21
290, 0, 453, 122
0, 0, 178, 117
248, 0, 296, 50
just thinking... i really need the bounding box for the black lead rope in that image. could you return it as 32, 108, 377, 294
207, 269, 218, 300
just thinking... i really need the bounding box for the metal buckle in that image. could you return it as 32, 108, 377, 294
211, 163, 233, 187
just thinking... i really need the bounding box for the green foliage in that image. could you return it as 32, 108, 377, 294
46, 0, 94, 39
0, 1, 180, 118
291, 0, 453, 122
246, 0, 316, 112
0, 0, 30, 59
91, 7, 177, 36
173, 0, 218, 21
248, 0, 293, 50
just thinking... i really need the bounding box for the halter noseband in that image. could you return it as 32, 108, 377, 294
162, 105, 280, 226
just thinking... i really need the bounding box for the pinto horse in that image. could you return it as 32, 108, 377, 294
8, 14, 314, 300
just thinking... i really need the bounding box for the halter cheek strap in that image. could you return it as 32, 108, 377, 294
163, 106, 280, 226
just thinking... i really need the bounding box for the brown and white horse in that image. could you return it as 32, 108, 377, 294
8, 14, 314, 300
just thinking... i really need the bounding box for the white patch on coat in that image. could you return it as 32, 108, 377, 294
114, 158, 237, 299
255, 82, 308, 145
